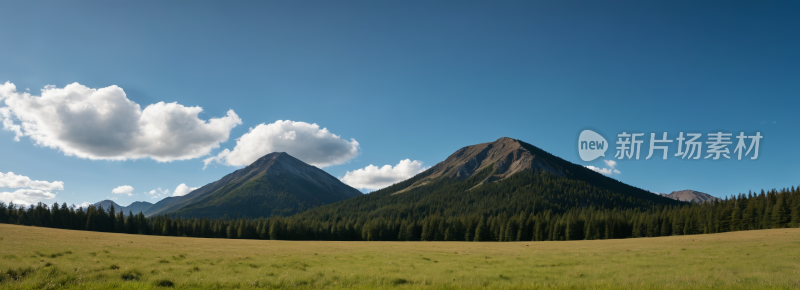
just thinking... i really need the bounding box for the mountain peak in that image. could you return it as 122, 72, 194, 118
662, 190, 719, 203
144, 151, 362, 218
391, 137, 566, 194
440, 137, 563, 179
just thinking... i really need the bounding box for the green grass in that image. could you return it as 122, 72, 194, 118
0, 224, 799, 289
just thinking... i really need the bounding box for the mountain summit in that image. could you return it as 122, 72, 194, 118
388, 137, 657, 201
394, 137, 564, 193
661, 190, 719, 203
144, 152, 362, 218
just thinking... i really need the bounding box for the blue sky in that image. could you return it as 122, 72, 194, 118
0, 1, 798, 207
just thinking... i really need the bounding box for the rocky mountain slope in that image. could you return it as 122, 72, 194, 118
661, 190, 719, 203
144, 152, 362, 218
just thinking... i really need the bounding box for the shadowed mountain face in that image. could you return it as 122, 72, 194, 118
93, 200, 153, 215
145, 152, 363, 219
661, 190, 719, 203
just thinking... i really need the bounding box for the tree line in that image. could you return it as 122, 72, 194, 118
1, 186, 797, 241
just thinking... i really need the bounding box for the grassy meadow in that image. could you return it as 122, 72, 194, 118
0, 224, 798, 289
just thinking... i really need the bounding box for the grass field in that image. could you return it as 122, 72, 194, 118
0, 224, 798, 289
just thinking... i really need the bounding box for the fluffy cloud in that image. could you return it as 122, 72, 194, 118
0, 172, 63, 191
111, 185, 135, 196
585, 160, 621, 175
0, 172, 63, 205
0, 82, 242, 162
172, 183, 199, 197
78, 202, 93, 208
204, 120, 359, 168
340, 159, 427, 191
0, 189, 57, 206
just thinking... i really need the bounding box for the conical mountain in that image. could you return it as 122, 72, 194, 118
661, 190, 719, 203
292, 137, 678, 222
146, 152, 362, 218
390, 137, 661, 201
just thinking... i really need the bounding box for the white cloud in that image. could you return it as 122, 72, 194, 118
0, 82, 242, 162
0, 189, 57, 206
585, 160, 621, 176
340, 159, 427, 191
172, 183, 199, 197
0, 172, 63, 206
111, 185, 135, 196
148, 187, 170, 199
78, 202, 92, 208
204, 120, 359, 168
0, 172, 63, 191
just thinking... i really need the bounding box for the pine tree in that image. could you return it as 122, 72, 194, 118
465, 220, 476, 242
259, 222, 268, 239
791, 197, 800, 228
435, 219, 446, 241
269, 220, 282, 240
660, 217, 671, 236
474, 217, 488, 242
773, 195, 789, 228
108, 204, 116, 232
731, 206, 742, 231
162, 221, 171, 236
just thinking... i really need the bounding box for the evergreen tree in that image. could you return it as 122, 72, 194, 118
474, 217, 489, 242
269, 220, 282, 240
731, 206, 742, 231
791, 197, 800, 227
773, 195, 790, 228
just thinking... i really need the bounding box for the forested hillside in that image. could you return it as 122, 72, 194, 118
2, 182, 797, 242
3, 138, 796, 242
0, 187, 800, 241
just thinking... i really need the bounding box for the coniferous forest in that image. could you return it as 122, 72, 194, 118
2, 170, 798, 242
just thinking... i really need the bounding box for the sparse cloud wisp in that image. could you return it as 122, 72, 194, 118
586, 160, 621, 176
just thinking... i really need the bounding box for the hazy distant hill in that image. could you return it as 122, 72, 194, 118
660, 190, 719, 203
292, 137, 679, 222
92, 200, 153, 215
145, 152, 362, 219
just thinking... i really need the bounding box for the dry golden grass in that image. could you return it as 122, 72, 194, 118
0, 224, 799, 289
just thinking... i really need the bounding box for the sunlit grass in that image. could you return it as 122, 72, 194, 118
1, 224, 799, 289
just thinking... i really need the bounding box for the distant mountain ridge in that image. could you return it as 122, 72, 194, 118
660, 190, 719, 203
92, 200, 153, 215
140, 152, 362, 218
95, 138, 679, 221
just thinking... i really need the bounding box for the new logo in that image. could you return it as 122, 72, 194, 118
578, 130, 608, 162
